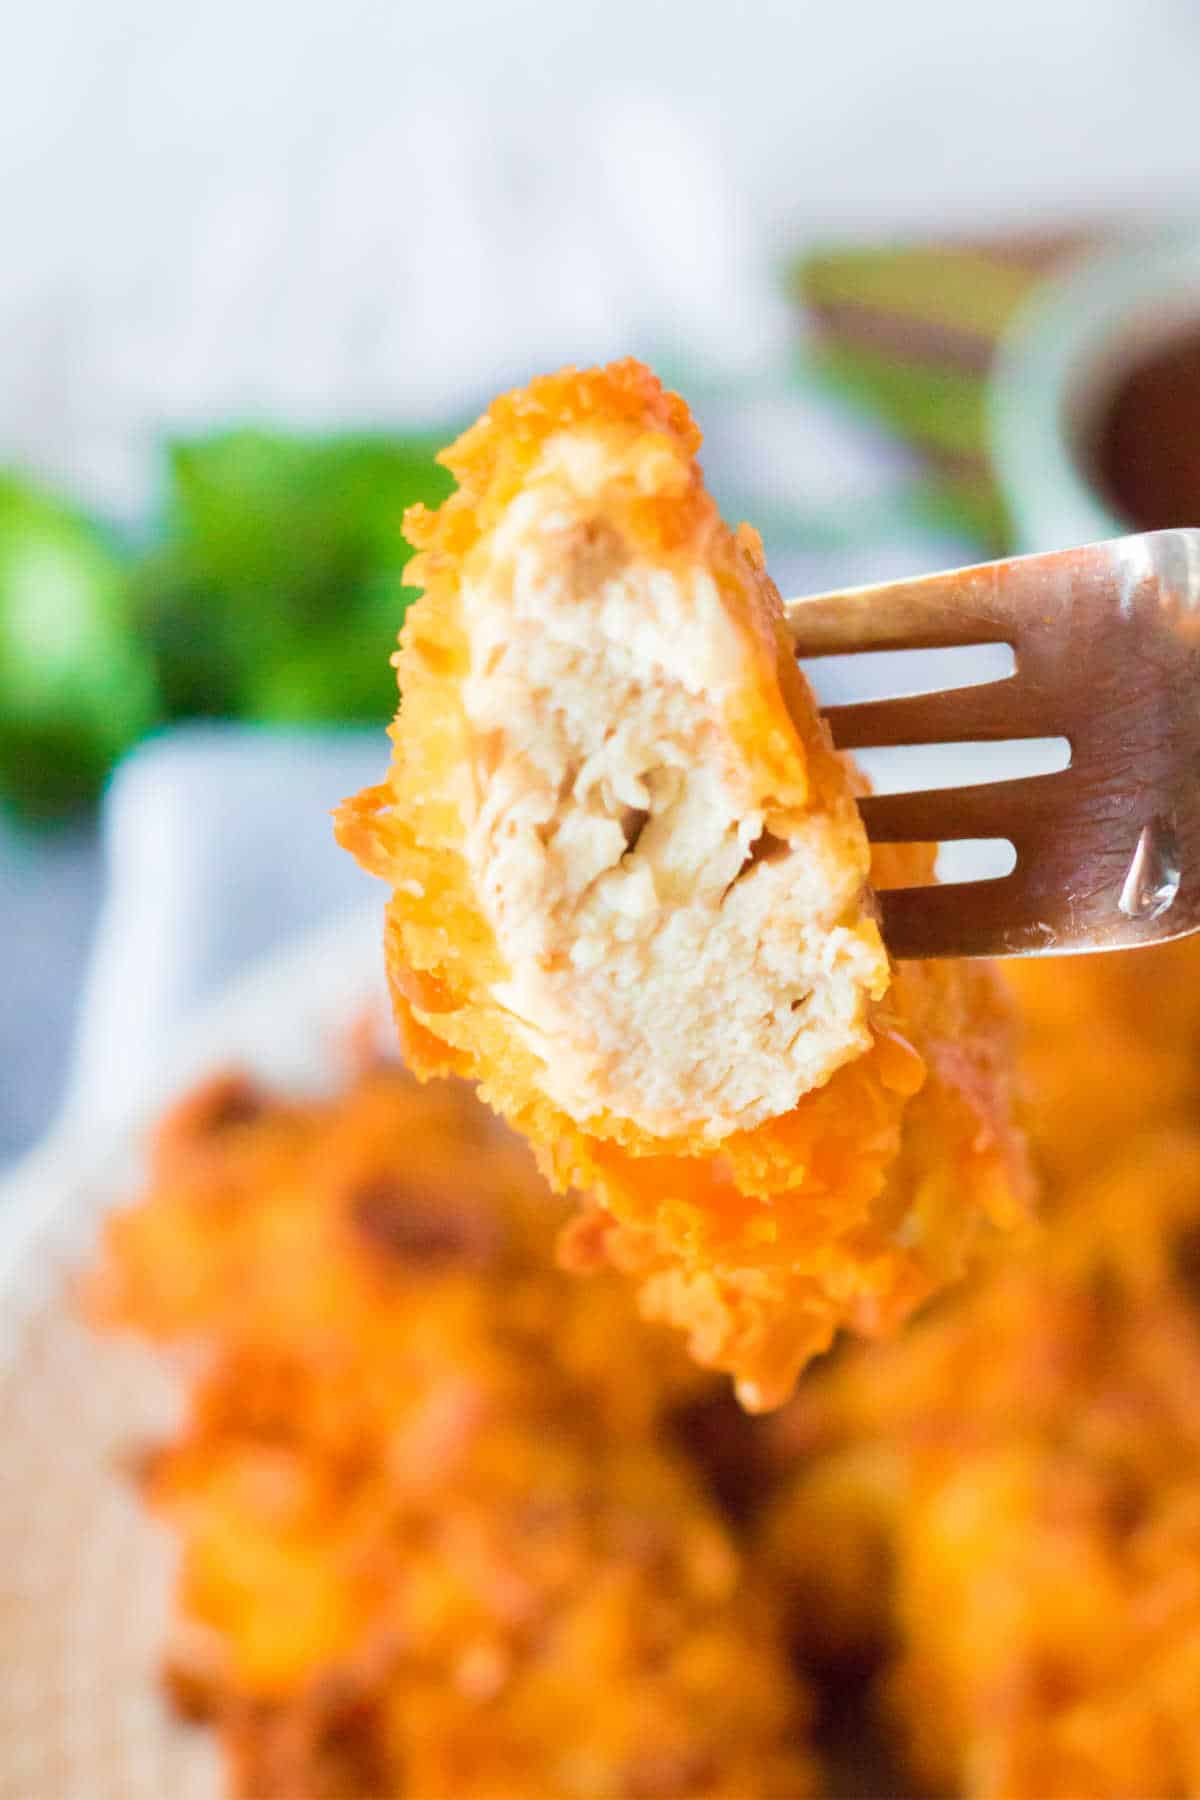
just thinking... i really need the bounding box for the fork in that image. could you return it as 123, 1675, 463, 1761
785, 529, 1200, 960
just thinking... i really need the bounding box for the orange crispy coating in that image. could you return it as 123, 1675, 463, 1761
560, 953, 1031, 1413
1006, 933, 1200, 1194
87, 1062, 816, 1799
156, 1351, 813, 1799
84, 1064, 704, 1436
335, 359, 1033, 1409
758, 937, 1200, 1798
763, 1268, 1200, 1799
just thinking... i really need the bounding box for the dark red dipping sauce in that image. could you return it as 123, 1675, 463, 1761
1094, 330, 1200, 531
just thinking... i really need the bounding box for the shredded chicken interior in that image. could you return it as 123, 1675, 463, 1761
458, 430, 882, 1140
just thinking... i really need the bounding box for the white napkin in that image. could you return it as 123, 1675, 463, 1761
60, 725, 388, 1134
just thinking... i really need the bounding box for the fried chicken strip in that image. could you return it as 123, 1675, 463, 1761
336, 359, 1032, 1408
87, 1062, 815, 1799
759, 938, 1200, 1798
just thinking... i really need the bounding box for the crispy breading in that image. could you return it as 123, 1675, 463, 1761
1007, 935, 1200, 1193
88, 1061, 816, 1799
84, 1063, 704, 1435
763, 1260, 1200, 1799
154, 1346, 814, 1799
758, 938, 1200, 1798
335, 359, 1033, 1408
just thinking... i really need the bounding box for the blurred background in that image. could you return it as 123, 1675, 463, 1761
7, 0, 1200, 1163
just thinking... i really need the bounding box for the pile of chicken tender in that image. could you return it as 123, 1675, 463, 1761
85, 932, 1200, 1799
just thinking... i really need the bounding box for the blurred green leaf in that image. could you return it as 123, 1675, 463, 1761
809, 343, 989, 462
0, 426, 456, 819
0, 474, 159, 819
141, 427, 453, 723
243, 626, 394, 724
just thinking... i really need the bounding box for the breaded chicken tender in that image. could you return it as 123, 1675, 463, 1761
87, 1061, 816, 1799
153, 1346, 814, 1800
762, 1258, 1200, 1799
1007, 934, 1200, 1196
85, 1062, 707, 1434
758, 937, 1200, 1799
336, 359, 1033, 1408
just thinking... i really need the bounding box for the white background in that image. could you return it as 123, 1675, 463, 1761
6, 0, 1200, 513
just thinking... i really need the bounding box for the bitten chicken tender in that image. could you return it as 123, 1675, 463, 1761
336, 359, 1033, 1408
758, 937, 1200, 1799
86, 1060, 816, 1800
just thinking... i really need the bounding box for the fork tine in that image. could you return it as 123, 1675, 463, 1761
858, 775, 1063, 843
786, 568, 1019, 656
786, 532, 1200, 957
878, 877, 1033, 960
824, 680, 1062, 749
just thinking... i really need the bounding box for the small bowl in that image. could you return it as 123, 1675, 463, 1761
989, 231, 1200, 552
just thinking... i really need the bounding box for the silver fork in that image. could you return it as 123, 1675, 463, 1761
785, 529, 1200, 959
